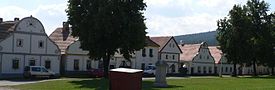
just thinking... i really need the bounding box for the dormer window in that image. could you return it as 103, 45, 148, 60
16, 39, 23, 47
38, 41, 44, 48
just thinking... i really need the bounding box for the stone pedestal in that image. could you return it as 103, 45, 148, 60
154, 60, 168, 87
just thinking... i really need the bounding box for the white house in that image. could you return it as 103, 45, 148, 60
209, 46, 233, 75
0, 16, 61, 78
179, 42, 216, 75
109, 37, 160, 70
49, 23, 100, 75
151, 37, 182, 73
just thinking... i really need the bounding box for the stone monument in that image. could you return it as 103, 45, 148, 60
154, 60, 168, 87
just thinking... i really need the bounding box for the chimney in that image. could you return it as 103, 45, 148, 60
0, 18, 3, 23
14, 17, 19, 21
63, 22, 69, 31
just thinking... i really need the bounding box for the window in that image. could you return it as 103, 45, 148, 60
230, 67, 232, 72
141, 63, 145, 70
74, 59, 79, 70
203, 67, 207, 74
207, 56, 209, 59
199, 55, 202, 59
142, 48, 146, 57
172, 55, 175, 60
171, 64, 175, 73
16, 39, 23, 47
86, 60, 92, 70
209, 67, 212, 73
38, 41, 44, 48
12, 59, 19, 69
31, 67, 41, 72
45, 61, 51, 69
198, 66, 201, 73
225, 67, 228, 72
29, 60, 35, 66
149, 49, 153, 57
42, 68, 48, 72
166, 55, 168, 59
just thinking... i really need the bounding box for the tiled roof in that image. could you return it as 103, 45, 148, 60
179, 44, 201, 62
49, 27, 77, 54
0, 21, 18, 40
209, 46, 222, 64
150, 36, 171, 51
145, 37, 160, 47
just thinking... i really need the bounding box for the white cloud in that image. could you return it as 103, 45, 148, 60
146, 13, 219, 36
144, 0, 248, 36
0, 3, 67, 35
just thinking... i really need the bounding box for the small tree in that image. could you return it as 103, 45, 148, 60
66, 0, 147, 78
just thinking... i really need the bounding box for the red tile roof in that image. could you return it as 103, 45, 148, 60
209, 46, 223, 64
179, 44, 201, 62
150, 36, 171, 51
145, 37, 160, 47
49, 27, 77, 54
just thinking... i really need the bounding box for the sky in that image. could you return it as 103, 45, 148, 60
0, 0, 274, 36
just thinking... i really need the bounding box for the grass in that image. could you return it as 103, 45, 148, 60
11, 76, 275, 90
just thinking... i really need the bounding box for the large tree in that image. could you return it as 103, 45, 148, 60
217, 0, 274, 76
217, 5, 251, 76
245, 0, 272, 76
66, 0, 147, 78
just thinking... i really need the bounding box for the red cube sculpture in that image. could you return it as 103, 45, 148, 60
109, 68, 143, 90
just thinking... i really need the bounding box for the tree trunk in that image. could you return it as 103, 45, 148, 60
252, 60, 257, 76
232, 63, 237, 77
103, 54, 111, 78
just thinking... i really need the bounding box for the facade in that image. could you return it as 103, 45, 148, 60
109, 37, 160, 70
49, 23, 100, 75
50, 24, 160, 75
0, 17, 61, 78
209, 46, 233, 75
151, 37, 182, 73
179, 42, 216, 75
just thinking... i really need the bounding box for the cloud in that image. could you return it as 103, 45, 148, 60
0, 3, 67, 35
144, 0, 248, 36
146, 13, 219, 36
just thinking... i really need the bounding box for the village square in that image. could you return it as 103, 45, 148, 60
0, 0, 275, 90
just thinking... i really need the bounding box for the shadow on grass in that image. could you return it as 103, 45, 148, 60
142, 81, 183, 90
243, 75, 275, 79
69, 78, 109, 90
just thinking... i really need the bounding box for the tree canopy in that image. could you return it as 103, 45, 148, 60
66, 0, 147, 78
217, 0, 274, 76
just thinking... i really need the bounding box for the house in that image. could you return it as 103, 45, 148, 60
179, 42, 215, 75
209, 46, 233, 75
209, 46, 270, 75
0, 16, 61, 78
49, 22, 100, 75
151, 36, 182, 73
109, 37, 160, 70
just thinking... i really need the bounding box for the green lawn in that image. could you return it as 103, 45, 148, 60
11, 77, 275, 90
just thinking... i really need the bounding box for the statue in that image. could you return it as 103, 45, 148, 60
154, 60, 168, 87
